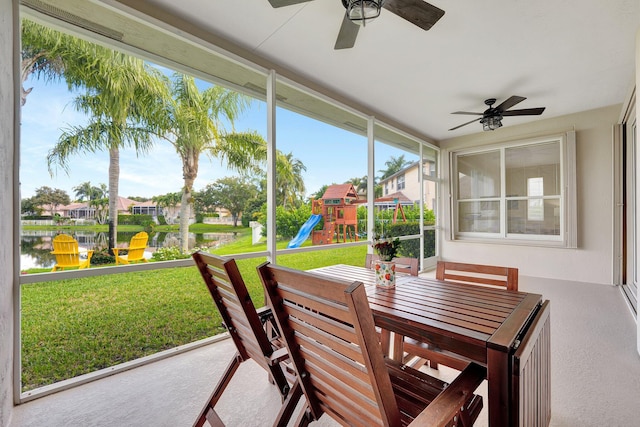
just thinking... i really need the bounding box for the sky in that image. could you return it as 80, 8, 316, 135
19, 71, 414, 202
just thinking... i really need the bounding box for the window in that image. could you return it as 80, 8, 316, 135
397, 174, 406, 190
452, 133, 576, 246
527, 177, 544, 221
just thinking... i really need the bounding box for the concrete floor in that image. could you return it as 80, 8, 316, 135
9, 275, 640, 426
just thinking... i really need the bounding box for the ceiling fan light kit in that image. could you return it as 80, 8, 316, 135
268, 0, 445, 50
449, 96, 546, 132
345, 0, 382, 26
481, 115, 503, 131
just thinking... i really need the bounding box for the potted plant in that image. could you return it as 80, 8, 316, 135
372, 233, 400, 288
372, 233, 400, 262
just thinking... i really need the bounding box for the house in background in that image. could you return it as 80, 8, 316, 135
130, 200, 158, 216
37, 196, 138, 220
1, 1, 639, 425
378, 161, 437, 211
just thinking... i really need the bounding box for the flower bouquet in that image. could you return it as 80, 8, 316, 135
372, 234, 400, 262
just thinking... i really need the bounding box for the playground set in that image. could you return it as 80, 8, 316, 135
287, 183, 409, 249
287, 184, 360, 249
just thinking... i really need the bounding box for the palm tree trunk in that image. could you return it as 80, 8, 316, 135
108, 147, 119, 254
179, 185, 192, 253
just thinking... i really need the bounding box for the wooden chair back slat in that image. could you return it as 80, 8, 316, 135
436, 260, 519, 291
191, 252, 291, 426
258, 262, 397, 426
195, 253, 272, 361
286, 309, 366, 365
258, 262, 485, 427
365, 254, 419, 276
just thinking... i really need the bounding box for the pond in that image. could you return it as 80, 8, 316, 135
20, 230, 238, 270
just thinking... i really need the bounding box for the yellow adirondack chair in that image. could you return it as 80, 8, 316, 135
113, 232, 149, 265
50, 234, 93, 272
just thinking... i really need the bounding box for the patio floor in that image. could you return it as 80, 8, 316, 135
10, 274, 640, 426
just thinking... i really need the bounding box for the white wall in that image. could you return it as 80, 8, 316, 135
0, 0, 15, 424
635, 28, 640, 356
439, 105, 621, 285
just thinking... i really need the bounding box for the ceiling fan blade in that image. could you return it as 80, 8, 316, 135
267, 0, 312, 7
502, 107, 546, 116
449, 117, 482, 131
495, 95, 526, 113
334, 14, 359, 50
383, 0, 445, 31
452, 111, 483, 116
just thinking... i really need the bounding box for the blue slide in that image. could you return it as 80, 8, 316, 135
287, 214, 323, 249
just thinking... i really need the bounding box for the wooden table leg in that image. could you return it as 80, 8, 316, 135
391, 333, 403, 362
487, 346, 510, 427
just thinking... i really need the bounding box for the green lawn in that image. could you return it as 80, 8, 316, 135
20, 227, 366, 391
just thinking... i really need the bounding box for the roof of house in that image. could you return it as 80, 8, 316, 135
115, 197, 137, 212
321, 184, 359, 200
375, 191, 413, 204
131, 200, 157, 207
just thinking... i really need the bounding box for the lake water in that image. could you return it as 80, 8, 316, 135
20, 230, 237, 270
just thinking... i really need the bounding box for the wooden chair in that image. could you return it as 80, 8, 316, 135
50, 234, 93, 272
436, 260, 519, 291
191, 252, 293, 427
365, 253, 419, 275
257, 262, 485, 427
404, 260, 519, 370
113, 231, 149, 265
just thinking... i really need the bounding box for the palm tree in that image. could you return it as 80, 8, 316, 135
23, 19, 169, 252
276, 152, 306, 208
91, 183, 108, 201
156, 74, 266, 252
46, 51, 169, 253
73, 181, 94, 202
378, 155, 412, 180
346, 175, 368, 196
90, 197, 109, 225
20, 20, 70, 106
153, 192, 181, 224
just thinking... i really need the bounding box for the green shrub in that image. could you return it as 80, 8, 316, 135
273, 205, 315, 239
91, 249, 115, 265
118, 214, 154, 226
151, 246, 192, 261
157, 215, 167, 225
150, 246, 209, 261
374, 221, 436, 259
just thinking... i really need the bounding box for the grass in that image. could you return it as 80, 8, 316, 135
20, 226, 367, 391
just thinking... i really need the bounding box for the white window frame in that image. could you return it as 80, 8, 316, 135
450, 132, 577, 247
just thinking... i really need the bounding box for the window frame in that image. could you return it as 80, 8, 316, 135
397, 174, 405, 190
450, 132, 577, 247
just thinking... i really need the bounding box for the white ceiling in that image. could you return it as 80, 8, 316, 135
141, 0, 637, 141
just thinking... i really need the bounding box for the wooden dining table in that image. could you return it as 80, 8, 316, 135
310, 264, 551, 427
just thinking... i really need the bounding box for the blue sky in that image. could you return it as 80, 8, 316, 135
20, 73, 412, 201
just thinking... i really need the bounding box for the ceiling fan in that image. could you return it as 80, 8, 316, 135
267, 0, 445, 50
449, 96, 546, 131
